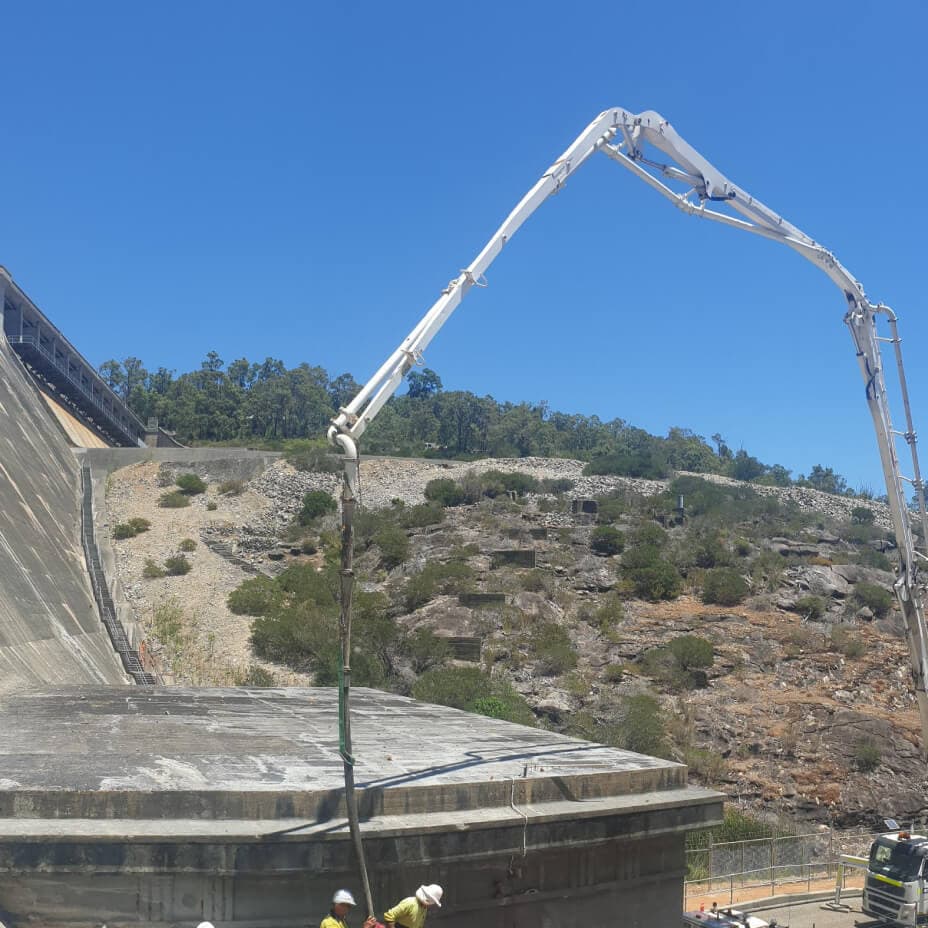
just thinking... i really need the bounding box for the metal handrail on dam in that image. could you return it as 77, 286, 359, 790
9, 333, 145, 446
0, 268, 146, 447
80, 463, 156, 685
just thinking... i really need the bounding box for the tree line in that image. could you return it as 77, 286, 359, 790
99, 353, 872, 497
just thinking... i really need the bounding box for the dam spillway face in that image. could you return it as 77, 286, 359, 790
0, 687, 723, 928
0, 337, 126, 689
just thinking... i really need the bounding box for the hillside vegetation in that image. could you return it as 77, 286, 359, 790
99, 354, 875, 497
107, 452, 925, 830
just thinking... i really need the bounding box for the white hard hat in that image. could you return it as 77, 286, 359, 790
197, 923, 216, 928
333, 890, 357, 906
416, 885, 443, 908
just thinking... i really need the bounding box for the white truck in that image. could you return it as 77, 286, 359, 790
683, 906, 772, 928
863, 830, 928, 926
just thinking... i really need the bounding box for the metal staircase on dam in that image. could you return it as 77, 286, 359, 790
80, 464, 157, 685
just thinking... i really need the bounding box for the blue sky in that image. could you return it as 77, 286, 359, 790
1, 1, 925, 491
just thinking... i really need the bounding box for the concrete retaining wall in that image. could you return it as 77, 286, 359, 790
79, 447, 281, 481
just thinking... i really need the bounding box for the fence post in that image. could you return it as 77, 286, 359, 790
709, 837, 713, 892
771, 837, 776, 895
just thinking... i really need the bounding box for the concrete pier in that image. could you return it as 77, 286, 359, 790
0, 687, 722, 928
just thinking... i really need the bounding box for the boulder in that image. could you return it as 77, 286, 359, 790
530, 689, 574, 723
771, 541, 823, 558
832, 563, 895, 590
792, 565, 851, 598
569, 555, 616, 592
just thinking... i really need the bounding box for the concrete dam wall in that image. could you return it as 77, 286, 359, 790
0, 337, 126, 690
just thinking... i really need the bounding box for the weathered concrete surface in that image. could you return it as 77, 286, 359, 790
0, 340, 126, 690
80, 447, 281, 481
0, 687, 723, 927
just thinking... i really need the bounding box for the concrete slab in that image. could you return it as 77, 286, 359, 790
0, 686, 700, 819
0, 687, 723, 927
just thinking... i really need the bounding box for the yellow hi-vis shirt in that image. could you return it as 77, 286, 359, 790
383, 897, 428, 928
320, 914, 349, 928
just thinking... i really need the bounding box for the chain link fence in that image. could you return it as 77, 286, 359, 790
685, 828, 877, 908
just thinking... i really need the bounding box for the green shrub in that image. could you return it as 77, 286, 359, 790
249, 586, 393, 687
158, 491, 190, 508
687, 808, 789, 856
734, 538, 752, 557
795, 594, 827, 620
854, 547, 892, 571
142, 558, 165, 579
595, 495, 625, 524
701, 568, 749, 606
164, 555, 192, 576
178, 538, 197, 552
481, 470, 540, 496
639, 636, 713, 690
301, 538, 318, 555
841, 523, 880, 544
690, 534, 731, 569
298, 490, 337, 524
238, 664, 277, 687
176, 473, 207, 495
520, 570, 549, 593
668, 635, 714, 670
591, 594, 625, 632
152, 598, 184, 643
218, 479, 245, 496
855, 582, 893, 617
533, 622, 578, 676
684, 747, 728, 784
400, 503, 445, 529
603, 662, 625, 683
404, 628, 453, 673
830, 626, 866, 659
855, 738, 881, 772
583, 450, 669, 480
405, 560, 475, 611
251, 603, 329, 669
114, 516, 152, 539
624, 554, 683, 601
631, 524, 668, 548
412, 666, 534, 725
424, 478, 466, 507
373, 523, 410, 569
228, 576, 285, 616
591, 525, 625, 556
851, 506, 876, 525
206, 501, 218, 511
620, 693, 669, 756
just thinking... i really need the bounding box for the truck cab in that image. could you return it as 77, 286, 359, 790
863, 831, 928, 926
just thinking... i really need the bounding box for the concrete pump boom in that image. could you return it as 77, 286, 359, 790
328, 107, 928, 915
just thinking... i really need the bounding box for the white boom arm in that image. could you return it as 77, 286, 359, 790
329, 107, 928, 752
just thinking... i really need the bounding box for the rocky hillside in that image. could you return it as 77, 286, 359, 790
104, 454, 927, 829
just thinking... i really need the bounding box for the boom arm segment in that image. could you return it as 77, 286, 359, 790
329, 108, 928, 751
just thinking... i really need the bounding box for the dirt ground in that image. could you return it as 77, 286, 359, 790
105, 461, 311, 685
